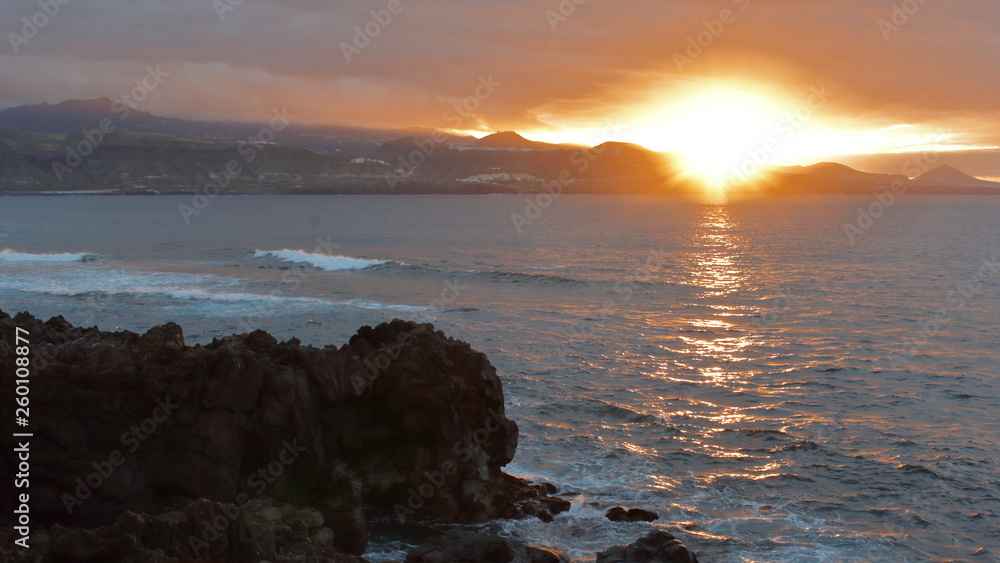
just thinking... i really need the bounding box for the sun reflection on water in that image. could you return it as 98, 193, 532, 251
655, 205, 759, 390
642, 204, 785, 461
686, 206, 748, 298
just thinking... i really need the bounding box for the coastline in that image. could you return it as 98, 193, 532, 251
4, 182, 1000, 196
0, 309, 698, 562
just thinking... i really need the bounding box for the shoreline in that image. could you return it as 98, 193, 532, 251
0, 309, 699, 562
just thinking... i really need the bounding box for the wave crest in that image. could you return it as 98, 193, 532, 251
0, 249, 95, 262
254, 250, 388, 271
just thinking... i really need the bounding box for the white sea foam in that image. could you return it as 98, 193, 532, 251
1, 269, 244, 300
341, 299, 433, 313
0, 268, 430, 315
254, 249, 388, 271
0, 249, 94, 262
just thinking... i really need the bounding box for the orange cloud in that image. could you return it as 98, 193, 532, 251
1, 0, 998, 174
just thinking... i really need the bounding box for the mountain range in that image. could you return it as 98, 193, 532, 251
1, 98, 998, 195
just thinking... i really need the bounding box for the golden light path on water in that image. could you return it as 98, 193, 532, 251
644, 203, 811, 486
662, 204, 756, 387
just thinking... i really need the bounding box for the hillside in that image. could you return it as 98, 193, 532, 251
913, 165, 1000, 188
473, 131, 570, 150
0, 98, 466, 157
763, 162, 911, 194
0, 127, 374, 193
2, 99, 1000, 195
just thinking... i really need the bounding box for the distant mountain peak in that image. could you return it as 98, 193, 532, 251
804, 162, 862, 175
810, 161, 852, 170
483, 131, 525, 140
592, 141, 657, 155
787, 161, 883, 181
472, 131, 575, 151
929, 164, 963, 173
917, 164, 981, 182
475, 131, 534, 148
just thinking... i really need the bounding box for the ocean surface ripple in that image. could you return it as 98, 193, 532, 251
1, 195, 997, 562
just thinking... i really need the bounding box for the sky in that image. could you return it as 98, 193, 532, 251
2, 0, 999, 177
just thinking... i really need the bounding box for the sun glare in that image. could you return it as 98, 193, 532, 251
526, 82, 976, 198
632, 85, 785, 190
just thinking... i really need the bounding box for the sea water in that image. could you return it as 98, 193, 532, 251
1, 194, 997, 562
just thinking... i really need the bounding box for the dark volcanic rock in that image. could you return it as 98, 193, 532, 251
0, 309, 561, 559
606, 507, 660, 522
505, 476, 572, 522
405, 529, 570, 563
0, 498, 362, 562
596, 530, 699, 563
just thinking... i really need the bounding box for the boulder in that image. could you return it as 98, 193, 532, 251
596, 530, 699, 563
605, 507, 660, 522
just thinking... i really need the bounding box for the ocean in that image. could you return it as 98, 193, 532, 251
1, 194, 997, 562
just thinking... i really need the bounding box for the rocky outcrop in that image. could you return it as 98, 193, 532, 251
0, 497, 361, 562
605, 507, 659, 522
596, 530, 700, 563
0, 309, 564, 559
504, 477, 572, 523
405, 529, 571, 563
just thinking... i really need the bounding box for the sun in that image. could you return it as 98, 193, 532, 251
632, 85, 785, 191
